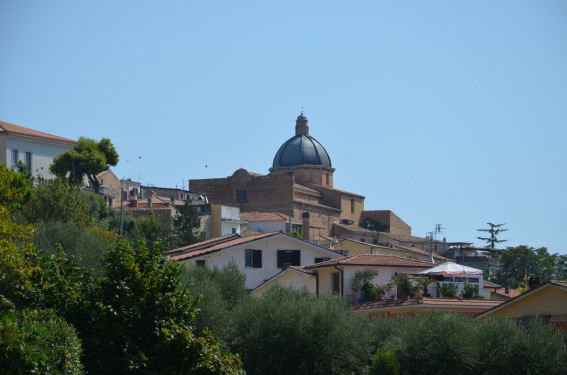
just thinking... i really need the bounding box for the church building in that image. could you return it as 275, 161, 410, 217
189, 113, 408, 243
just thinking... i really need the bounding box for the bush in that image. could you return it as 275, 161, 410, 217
0, 309, 83, 375
228, 286, 372, 375
34, 221, 115, 275
439, 282, 459, 298
369, 349, 400, 375
476, 316, 567, 375
385, 312, 477, 374
180, 262, 249, 339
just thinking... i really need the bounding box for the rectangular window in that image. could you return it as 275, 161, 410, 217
350, 199, 355, 213
314, 257, 330, 264
360, 238, 366, 243
325, 173, 329, 185
245, 249, 262, 268
11, 150, 18, 167
196, 260, 206, 267
331, 272, 340, 294
236, 189, 248, 202
277, 250, 300, 268
25, 152, 32, 174
232, 227, 237, 234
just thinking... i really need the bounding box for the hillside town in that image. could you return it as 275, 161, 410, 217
2, 116, 567, 373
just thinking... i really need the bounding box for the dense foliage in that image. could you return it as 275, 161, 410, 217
173, 201, 205, 246
50, 137, 119, 193
0, 308, 84, 375
495, 245, 567, 288
0, 167, 244, 374
3, 166, 567, 374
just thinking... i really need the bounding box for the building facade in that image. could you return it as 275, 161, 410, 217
0, 120, 75, 179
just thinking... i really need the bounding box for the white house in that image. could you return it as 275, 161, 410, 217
240, 211, 302, 234
0, 120, 75, 179
166, 231, 345, 290
303, 254, 436, 304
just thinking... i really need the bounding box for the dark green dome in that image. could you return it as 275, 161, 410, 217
272, 113, 332, 168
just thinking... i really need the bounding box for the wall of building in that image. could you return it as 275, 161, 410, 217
179, 235, 343, 289
361, 210, 412, 237
190, 169, 296, 214
2, 136, 72, 179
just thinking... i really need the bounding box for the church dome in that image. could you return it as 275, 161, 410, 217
272, 113, 332, 168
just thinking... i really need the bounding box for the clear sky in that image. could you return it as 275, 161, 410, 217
1, 1, 566, 253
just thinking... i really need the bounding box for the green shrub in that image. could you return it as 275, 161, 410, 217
369, 349, 400, 375
439, 282, 459, 297
229, 286, 372, 375
0, 309, 83, 375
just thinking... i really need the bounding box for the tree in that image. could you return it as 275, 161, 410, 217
81, 240, 243, 374
229, 286, 372, 375
0, 163, 33, 213
172, 202, 205, 247
495, 245, 567, 288
0, 308, 84, 374
477, 222, 508, 248
136, 211, 166, 243
50, 137, 119, 194
351, 269, 378, 301
23, 177, 91, 226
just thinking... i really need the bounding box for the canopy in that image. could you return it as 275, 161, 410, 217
418, 262, 483, 277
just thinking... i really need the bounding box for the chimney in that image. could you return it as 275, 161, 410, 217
302, 212, 310, 241
528, 276, 541, 291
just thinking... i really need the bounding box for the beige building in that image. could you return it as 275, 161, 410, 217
476, 280, 567, 330
189, 113, 424, 245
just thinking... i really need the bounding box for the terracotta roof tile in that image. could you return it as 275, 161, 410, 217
0, 120, 76, 145
350, 297, 503, 311
240, 211, 300, 223
483, 280, 501, 288
304, 254, 434, 269
332, 222, 376, 234
551, 280, 567, 288
167, 232, 279, 261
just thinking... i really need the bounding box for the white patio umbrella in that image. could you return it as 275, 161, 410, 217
418, 262, 483, 277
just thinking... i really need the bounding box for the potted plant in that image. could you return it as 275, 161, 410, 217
416, 276, 432, 297
393, 274, 418, 298
461, 282, 476, 299
439, 282, 459, 298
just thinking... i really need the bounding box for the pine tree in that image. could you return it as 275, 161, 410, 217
477, 222, 508, 248
172, 202, 205, 247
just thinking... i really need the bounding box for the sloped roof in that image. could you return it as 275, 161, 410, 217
483, 280, 501, 288
332, 222, 376, 234
0, 120, 76, 145
167, 231, 344, 261
350, 297, 503, 312
475, 280, 567, 319
304, 254, 434, 269
378, 231, 431, 244
240, 211, 300, 223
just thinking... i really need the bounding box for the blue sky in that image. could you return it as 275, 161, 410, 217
1, 1, 566, 253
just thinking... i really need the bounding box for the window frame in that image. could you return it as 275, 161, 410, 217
331, 272, 340, 294
25, 152, 32, 174
277, 249, 300, 268
235, 189, 248, 202
11, 149, 18, 167
245, 249, 262, 268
